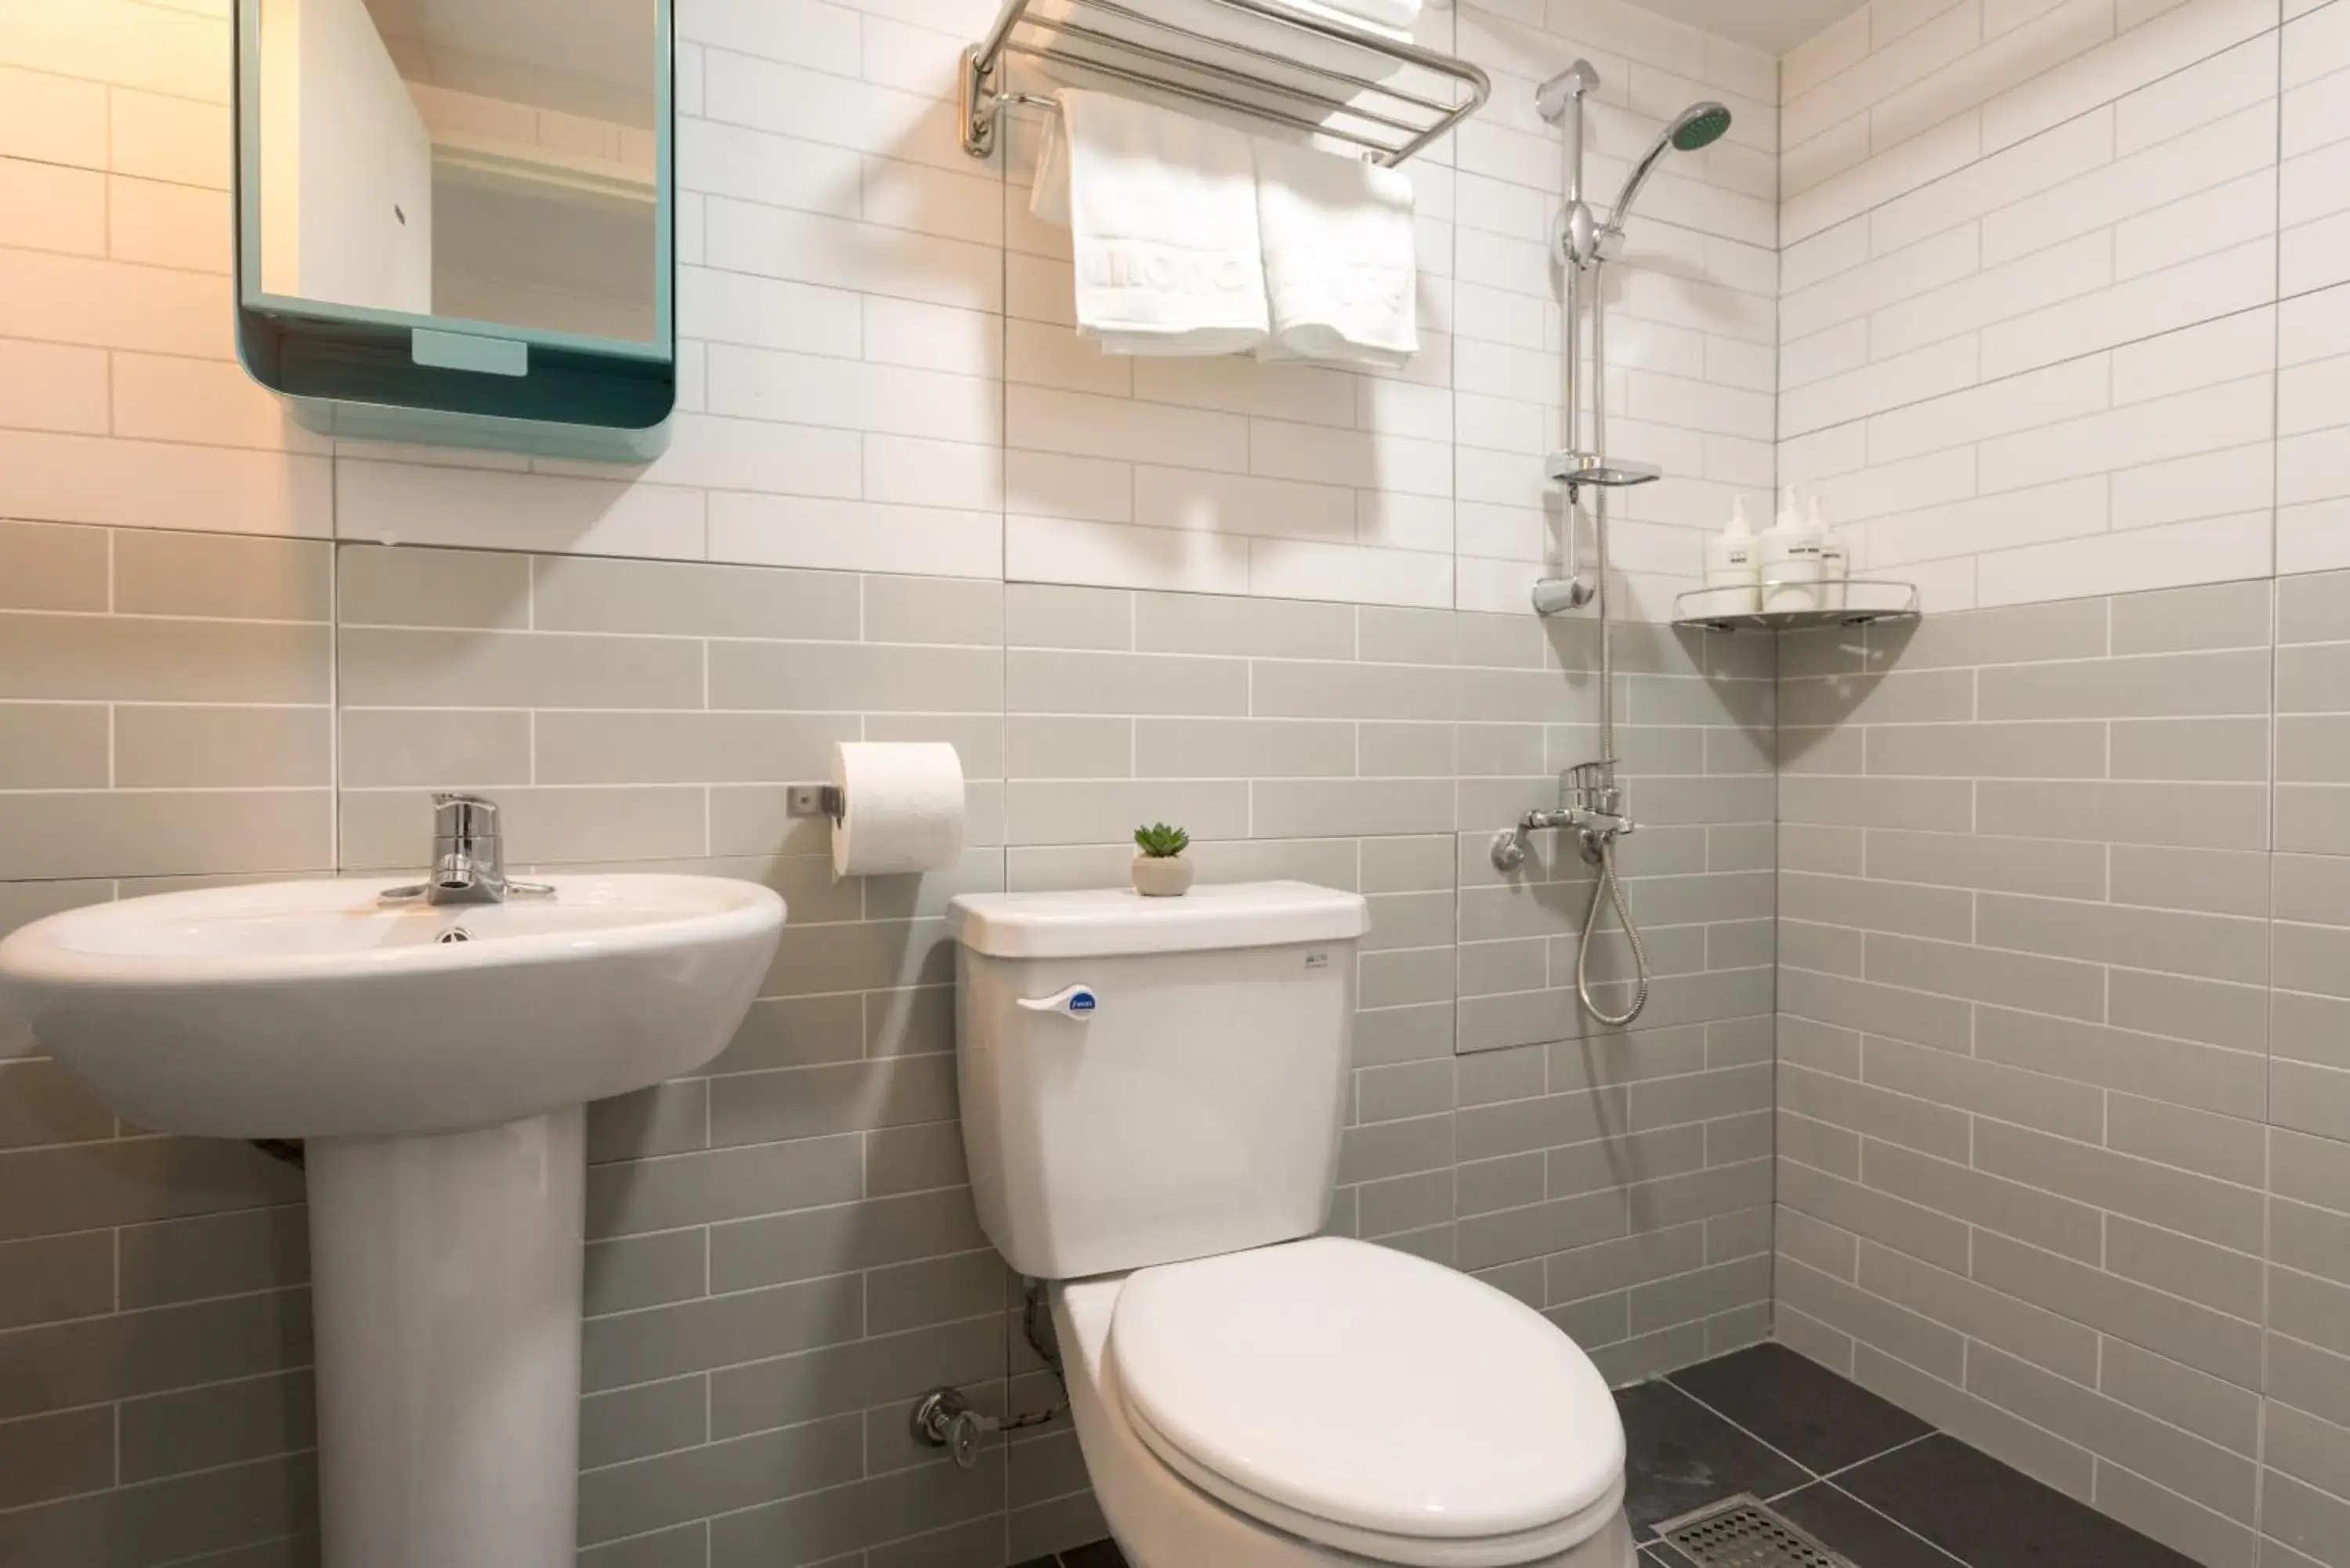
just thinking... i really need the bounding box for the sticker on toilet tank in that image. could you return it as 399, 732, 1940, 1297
1066, 988, 1097, 1013
1305, 952, 1330, 970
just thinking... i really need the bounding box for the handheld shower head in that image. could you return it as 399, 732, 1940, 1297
1669, 101, 1734, 152
1606, 99, 1733, 241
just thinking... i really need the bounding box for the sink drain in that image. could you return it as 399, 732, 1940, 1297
436, 927, 473, 944
1657, 1496, 1853, 1568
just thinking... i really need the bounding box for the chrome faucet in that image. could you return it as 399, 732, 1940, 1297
380, 793, 554, 906
1491, 761, 1635, 871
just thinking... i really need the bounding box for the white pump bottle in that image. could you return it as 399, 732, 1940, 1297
1701, 494, 1762, 615
1808, 492, 1847, 612
1762, 485, 1824, 614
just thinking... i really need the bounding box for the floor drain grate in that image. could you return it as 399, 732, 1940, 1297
1657, 1496, 1856, 1568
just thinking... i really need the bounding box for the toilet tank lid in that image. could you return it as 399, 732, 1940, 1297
949, 881, 1368, 959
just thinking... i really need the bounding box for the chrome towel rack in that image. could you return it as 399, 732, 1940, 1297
960, 0, 1491, 167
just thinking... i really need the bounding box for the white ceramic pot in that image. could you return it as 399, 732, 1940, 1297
1131, 854, 1196, 898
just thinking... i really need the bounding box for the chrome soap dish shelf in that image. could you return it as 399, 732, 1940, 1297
1673, 580, 1922, 633
960, 0, 1491, 167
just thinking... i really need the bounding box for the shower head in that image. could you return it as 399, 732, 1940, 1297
1606, 99, 1733, 240
1669, 101, 1734, 152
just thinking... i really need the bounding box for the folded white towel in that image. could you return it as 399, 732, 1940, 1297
1253, 138, 1419, 370
1031, 89, 1271, 357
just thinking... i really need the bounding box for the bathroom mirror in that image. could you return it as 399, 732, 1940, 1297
232, 0, 675, 459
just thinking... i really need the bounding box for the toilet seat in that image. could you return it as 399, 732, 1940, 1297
1105, 1237, 1625, 1567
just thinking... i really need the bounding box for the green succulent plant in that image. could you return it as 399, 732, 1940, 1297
1133, 822, 1191, 859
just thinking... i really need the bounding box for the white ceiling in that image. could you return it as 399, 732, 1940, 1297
1614, 0, 1870, 56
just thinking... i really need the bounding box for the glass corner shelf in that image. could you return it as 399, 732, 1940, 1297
1672, 579, 1922, 633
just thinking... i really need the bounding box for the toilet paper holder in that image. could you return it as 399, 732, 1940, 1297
785, 783, 846, 822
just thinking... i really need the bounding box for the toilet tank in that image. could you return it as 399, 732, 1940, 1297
949, 882, 1369, 1280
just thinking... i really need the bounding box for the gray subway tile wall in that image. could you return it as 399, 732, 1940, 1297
1452, 617, 1781, 1382
1770, 573, 2350, 1568
0, 531, 1775, 1564
992, 588, 1782, 1387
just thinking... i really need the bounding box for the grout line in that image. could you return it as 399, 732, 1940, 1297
1814, 1474, 1979, 1568
1651, 1358, 1970, 1568
1804, 1426, 1938, 1486
1650, 1375, 1822, 1483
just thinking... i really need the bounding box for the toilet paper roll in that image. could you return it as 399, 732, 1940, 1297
830, 742, 966, 879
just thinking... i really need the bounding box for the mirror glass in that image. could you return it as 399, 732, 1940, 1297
252, 0, 661, 345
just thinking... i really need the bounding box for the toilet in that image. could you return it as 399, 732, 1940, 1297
948, 882, 1635, 1568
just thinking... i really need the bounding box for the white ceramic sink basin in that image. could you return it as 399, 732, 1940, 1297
0, 874, 783, 1139
0, 870, 786, 1568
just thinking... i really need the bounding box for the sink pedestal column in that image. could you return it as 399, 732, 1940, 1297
306, 1106, 587, 1568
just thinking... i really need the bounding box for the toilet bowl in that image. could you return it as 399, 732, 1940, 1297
945, 885, 1633, 1568
1051, 1237, 1635, 1568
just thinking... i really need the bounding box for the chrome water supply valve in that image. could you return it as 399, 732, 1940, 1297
910, 1384, 1067, 1471
911, 1389, 996, 1469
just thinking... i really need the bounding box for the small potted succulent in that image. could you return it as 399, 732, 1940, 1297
1131, 822, 1195, 898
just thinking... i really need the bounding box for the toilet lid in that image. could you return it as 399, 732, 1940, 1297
1107, 1237, 1625, 1545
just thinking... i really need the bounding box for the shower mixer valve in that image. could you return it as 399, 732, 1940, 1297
1491, 761, 1635, 872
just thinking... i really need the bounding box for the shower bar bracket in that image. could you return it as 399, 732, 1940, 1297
960, 0, 1491, 167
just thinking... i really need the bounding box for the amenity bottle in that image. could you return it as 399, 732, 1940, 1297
1699, 494, 1762, 616
1762, 485, 1824, 615
1810, 493, 1847, 612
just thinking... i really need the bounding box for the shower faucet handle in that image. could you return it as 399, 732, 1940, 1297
1559, 761, 1633, 840
1491, 760, 1637, 871
1560, 762, 1624, 816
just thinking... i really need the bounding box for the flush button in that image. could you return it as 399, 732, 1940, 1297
1015, 985, 1097, 1018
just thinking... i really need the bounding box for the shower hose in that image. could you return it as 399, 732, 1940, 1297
1577, 835, 1650, 1028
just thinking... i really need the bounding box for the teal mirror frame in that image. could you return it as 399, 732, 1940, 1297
230, 0, 677, 462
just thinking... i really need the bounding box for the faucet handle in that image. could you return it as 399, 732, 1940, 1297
1560, 761, 1611, 810
432, 793, 500, 839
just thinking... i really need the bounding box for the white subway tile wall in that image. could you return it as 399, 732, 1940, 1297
1777, 0, 2309, 611
1452, 2, 1783, 620
0, 0, 1790, 1562
2280, 1, 2350, 576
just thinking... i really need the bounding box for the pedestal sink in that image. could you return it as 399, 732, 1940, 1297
0, 875, 785, 1568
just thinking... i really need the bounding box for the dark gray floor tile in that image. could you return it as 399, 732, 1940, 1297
1614, 1380, 1813, 1537
1009, 1557, 1058, 1568
1837, 1436, 2197, 1568
1061, 1541, 1128, 1568
1670, 1343, 1932, 1474
1775, 1481, 1965, 1567
1643, 1545, 1702, 1568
